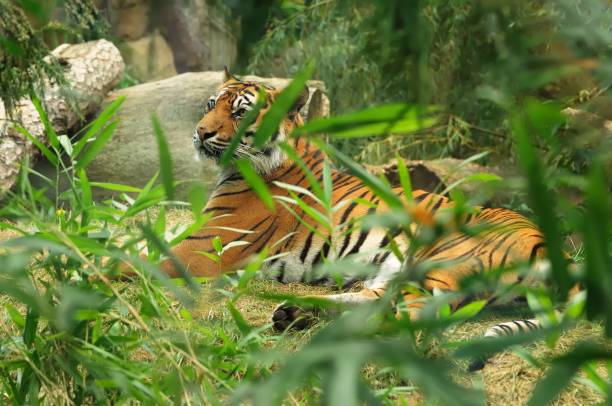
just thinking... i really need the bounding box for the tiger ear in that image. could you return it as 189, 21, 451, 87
267, 86, 309, 114
223, 66, 239, 83
291, 86, 310, 114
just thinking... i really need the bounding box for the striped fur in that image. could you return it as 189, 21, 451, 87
151, 72, 578, 369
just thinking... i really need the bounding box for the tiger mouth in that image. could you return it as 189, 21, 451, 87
200, 143, 223, 159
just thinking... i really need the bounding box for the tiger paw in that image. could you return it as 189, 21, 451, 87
272, 302, 317, 331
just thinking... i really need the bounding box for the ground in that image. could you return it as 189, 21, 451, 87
0, 209, 608, 405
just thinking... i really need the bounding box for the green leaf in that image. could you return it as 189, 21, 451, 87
236, 159, 275, 211
31, 95, 59, 150
254, 62, 314, 147
57, 134, 73, 157
151, 113, 175, 200
396, 155, 413, 202
188, 183, 207, 217
75, 120, 119, 170
212, 236, 223, 253
451, 300, 487, 320
79, 169, 92, 227
90, 182, 143, 193
228, 303, 252, 336
169, 213, 212, 246
73, 96, 125, 157
22, 308, 39, 347
154, 205, 166, 236
138, 223, 198, 291
5, 304, 25, 328
14, 124, 58, 166
296, 104, 439, 138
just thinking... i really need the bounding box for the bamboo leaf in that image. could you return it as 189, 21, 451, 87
14, 124, 58, 166
295, 104, 439, 137
31, 95, 59, 150
73, 96, 125, 157
75, 120, 119, 170
236, 159, 275, 211
151, 113, 175, 201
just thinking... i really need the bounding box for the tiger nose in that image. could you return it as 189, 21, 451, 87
197, 126, 217, 141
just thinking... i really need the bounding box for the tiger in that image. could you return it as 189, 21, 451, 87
141, 68, 579, 370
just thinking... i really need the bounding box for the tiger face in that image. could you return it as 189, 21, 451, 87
193, 68, 309, 175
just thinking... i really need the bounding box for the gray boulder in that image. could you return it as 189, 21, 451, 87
86, 71, 329, 200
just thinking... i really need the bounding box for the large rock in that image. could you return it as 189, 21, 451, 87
0, 39, 124, 194
109, 0, 150, 41
157, 0, 237, 72
86, 71, 329, 200
122, 31, 177, 81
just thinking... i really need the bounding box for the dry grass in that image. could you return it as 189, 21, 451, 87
191, 279, 607, 405
0, 208, 608, 405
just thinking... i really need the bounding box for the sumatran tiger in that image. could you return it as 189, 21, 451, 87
133, 68, 578, 370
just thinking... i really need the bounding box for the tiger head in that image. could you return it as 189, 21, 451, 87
193, 67, 309, 175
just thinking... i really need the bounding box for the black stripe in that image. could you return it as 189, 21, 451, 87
299, 231, 315, 263
413, 191, 430, 202
523, 319, 538, 330
379, 227, 403, 248
204, 206, 235, 213
337, 192, 371, 257
276, 262, 286, 282
335, 184, 367, 204
375, 251, 392, 265
339, 191, 370, 225
293, 158, 326, 186
212, 188, 251, 198
344, 229, 370, 257
425, 276, 452, 288
249, 225, 278, 254
512, 320, 525, 332
344, 209, 378, 257
420, 233, 474, 258
487, 233, 514, 268
277, 163, 299, 179
529, 242, 546, 263
232, 215, 271, 243
185, 235, 214, 240
500, 240, 519, 267
217, 172, 243, 187
312, 241, 331, 266
430, 197, 445, 212
333, 175, 360, 190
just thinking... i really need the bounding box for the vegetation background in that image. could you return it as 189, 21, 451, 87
0, 0, 611, 404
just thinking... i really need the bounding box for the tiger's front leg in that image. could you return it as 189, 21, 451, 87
271, 268, 467, 331
271, 287, 387, 331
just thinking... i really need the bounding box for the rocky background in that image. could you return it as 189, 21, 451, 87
105, 0, 238, 81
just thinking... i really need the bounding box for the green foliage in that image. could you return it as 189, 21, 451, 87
248, 0, 611, 168
0, 0, 106, 115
